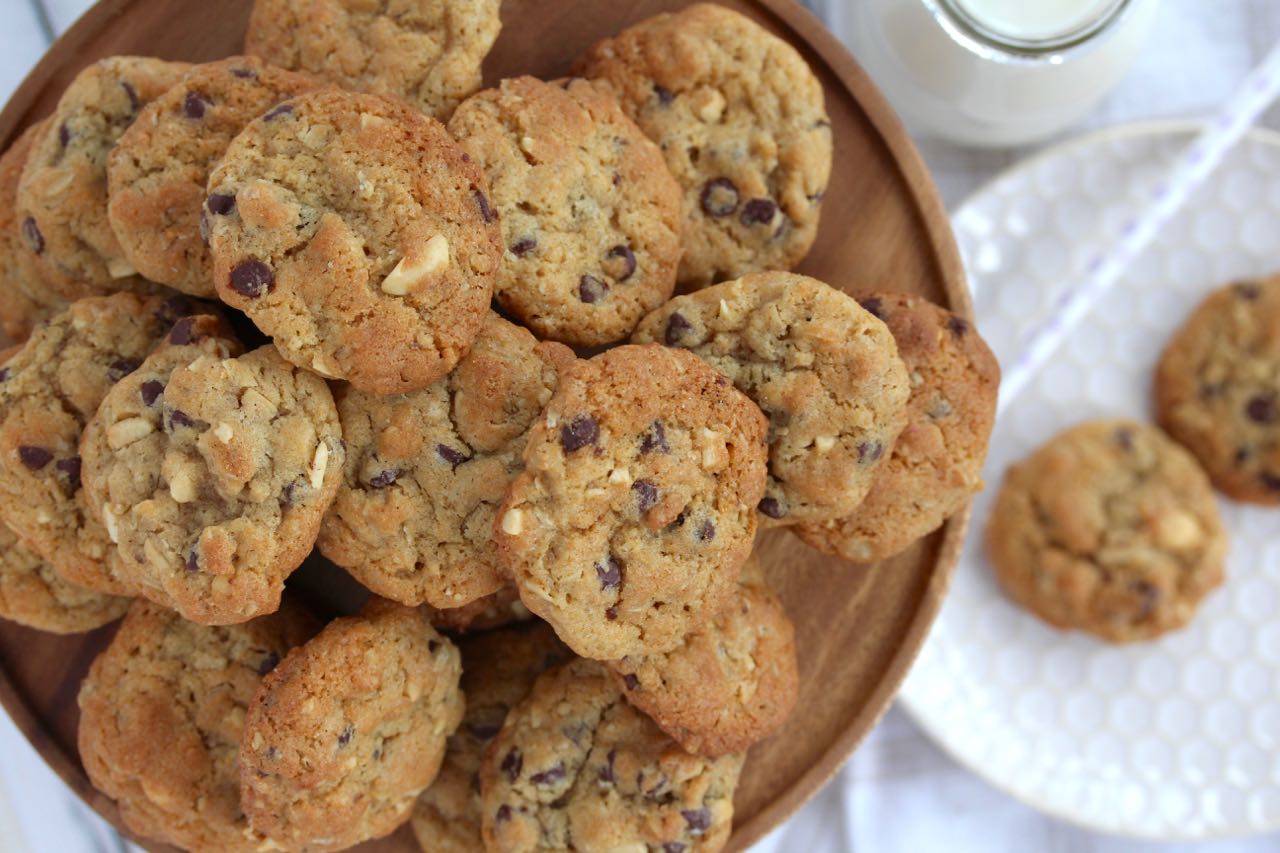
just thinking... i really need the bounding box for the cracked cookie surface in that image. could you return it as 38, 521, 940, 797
795, 291, 998, 561
0, 519, 129, 634
241, 598, 464, 851
479, 657, 743, 853
448, 76, 681, 346
634, 273, 910, 526
985, 420, 1227, 643
320, 313, 574, 608
81, 339, 343, 624
576, 3, 831, 289
495, 344, 768, 660
0, 121, 68, 341
207, 88, 500, 394
78, 599, 317, 852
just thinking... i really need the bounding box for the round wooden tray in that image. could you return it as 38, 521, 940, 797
0, 1, 969, 850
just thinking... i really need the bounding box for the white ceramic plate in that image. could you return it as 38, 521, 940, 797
898, 122, 1280, 841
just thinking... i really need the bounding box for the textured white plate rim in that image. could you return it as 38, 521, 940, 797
896, 119, 1280, 843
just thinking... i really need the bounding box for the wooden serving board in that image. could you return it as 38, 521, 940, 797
0, 1, 969, 850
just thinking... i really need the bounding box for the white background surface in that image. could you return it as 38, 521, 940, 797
0, 1, 1277, 851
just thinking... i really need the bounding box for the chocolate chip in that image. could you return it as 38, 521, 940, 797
58, 123, 69, 148
1247, 395, 1278, 424
185, 549, 200, 573
682, 808, 711, 833
169, 317, 196, 345
169, 409, 195, 429
436, 444, 469, 468
612, 172, 622, 187
229, 260, 273, 297
207, 192, 236, 216
55, 456, 81, 485
623, 673, 639, 690
510, 236, 537, 256
17, 446, 51, 470
183, 91, 211, 119
1262, 472, 1280, 492
428, 639, 440, 652
501, 748, 522, 783
529, 763, 565, 785
605, 606, 618, 621
1236, 282, 1262, 300
495, 805, 512, 823
108, 359, 139, 382
231, 67, 257, 79
579, 274, 608, 304
1134, 580, 1160, 620
655, 84, 674, 105
474, 189, 496, 223
664, 844, 687, 853
598, 749, 617, 783
338, 724, 354, 746
121, 81, 139, 111
560, 415, 599, 452
199, 209, 210, 247
858, 297, 884, 318
947, 315, 970, 337
365, 468, 403, 489
256, 651, 279, 675
758, 496, 785, 519
0, 368, 9, 383
263, 103, 293, 121
857, 440, 884, 463
280, 480, 304, 508
700, 178, 740, 217
21, 217, 43, 254
643, 773, 669, 798
740, 198, 777, 226
595, 556, 622, 591
1114, 428, 1135, 451
604, 244, 636, 282
696, 519, 715, 542
664, 312, 693, 345
640, 420, 669, 454
632, 479, 658, 512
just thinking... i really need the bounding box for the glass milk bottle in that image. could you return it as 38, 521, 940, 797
843, 0, 1159, 147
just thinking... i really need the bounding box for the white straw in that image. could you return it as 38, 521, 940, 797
997, 41, 1280, 416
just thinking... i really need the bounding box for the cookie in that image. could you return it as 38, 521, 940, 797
78, 599, 317, 852
1156, 277, 1280, 504
17, 56, 191, 295
241, 598, 464, 851
107, 56, 320, 296
795, 292, 999, 561
0, 121, 67, 341
423, 585, 533, 634
319, 313, 574, 608
448, 76, 681, 346
245, 0, 501, 119
479, 658, 744, 852
206, 87, 500, 394
576, 4, 832, 288
633, 272, 910, 525
0, 292, 193, 595
609, 564, 798, 757
82, 340, 343, 625
0, 520, 128, 634
495, 344, 767, 660
986, 420, 1227, 643
412, 622, 570, 853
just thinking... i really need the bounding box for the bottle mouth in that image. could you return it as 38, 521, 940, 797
938, 0, 1131, 55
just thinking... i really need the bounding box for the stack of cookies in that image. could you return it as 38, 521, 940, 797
0, 2, 1000, 851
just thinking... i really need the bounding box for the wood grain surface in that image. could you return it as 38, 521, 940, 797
0, 0, 969, 850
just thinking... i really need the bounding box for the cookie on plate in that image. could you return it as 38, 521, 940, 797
479, 658, 744, 852
0, 520, 128, 634
448, 76, 681, 346
246, 0, 501, 119
17, 56, 191, 295
82, 338, 343, 625
986, 420, 1227, 643
0, 292, 192, 594
412, 622, 570, 853
107, 56, 320, 296
1156, 276, 1280, 504
576, 3, 832, 288
495, 344, 768, 660
207, 88, 500, 394
634, 272, 910, 526
78, 599, 317, 852
0, 121, 67, 341
320, 313, 573, 608
241, 599, 464, 851
609, 560, 798, 757
795, 292, 999, 562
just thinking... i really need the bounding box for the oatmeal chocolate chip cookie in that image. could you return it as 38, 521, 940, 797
320, 314, 573, 609
82, 341, 342, 625
423, 584, 533, 634
448, 76, 681, 347
479, 658, 743, 852
986, 420, 1227, 643
795, 292, 999, 561
0, 121, 68, 341
78, 599, 317, 852
1156, 277, 1280, 504
241, 598, 464, 851
246, 0, 501, 119
576, 3, 832, 289
495, 344, 767, 661
17, 57, 191, 295
413, 622, 570, 853
0, 292, 194, 594
207, 88, 500, 394
609, 562, 798, 757
107, 56, 320, 297
0, 520, 128, 634
633, 273, 910, 526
